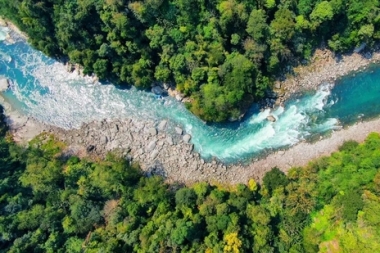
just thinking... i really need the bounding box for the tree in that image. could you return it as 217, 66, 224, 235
175, 188, 197, 208
263, 167, 288, 195
310, 1, 334, 28
246, 9, 268, 42
223, 232, 242, 253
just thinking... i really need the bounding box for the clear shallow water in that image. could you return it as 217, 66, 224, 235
0, 26, 379, 163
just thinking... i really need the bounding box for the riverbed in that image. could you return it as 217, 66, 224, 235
2, 24, 380, 184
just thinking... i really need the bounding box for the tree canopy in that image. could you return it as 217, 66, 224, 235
1, 105, 380, 252
1, 0, 378, 122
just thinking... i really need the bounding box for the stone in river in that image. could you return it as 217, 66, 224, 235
267, 115, 276, 122
183, 134, 191, 143
175, 127, 183, 135
0, 78, 9, 92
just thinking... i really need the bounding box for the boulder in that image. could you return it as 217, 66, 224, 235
146, 140, 156, 152
0, 18, 6, 27
100, 135, 108, 145
152, 85, 164, 95
267, 115, 276, 122
175, 127, 183, 135
148, 127, 157, 136
166, 136, 174, 145
150, 149, 159, 159
175, 94, 183, 101
110, 124, 119, 136
0, 78, 9, 92
158, 120, 167, 131
183, 134, 191, 143
163, 83, 170, 90
86, 145, 95, 152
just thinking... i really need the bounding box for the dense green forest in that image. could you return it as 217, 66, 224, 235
1, 0, 379, 121
1, 108, 380, 252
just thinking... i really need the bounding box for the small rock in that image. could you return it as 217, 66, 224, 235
151, 149, 159, 159
0, 78, 9, 92
158, 120, 167, 131
166, 136, 174, 145
163, 83, 170, 90
152, 85, 164, 95
183, 134, 191, 143
0, 18, 7, 27
86, 145, 95, 152
175, 94, 183, 101
148, 127, 157, 136
100, 135, 108, 145
136, 148, 144, 156
146, 140, 156, 152
175, 127, 183, 135
278, 150, 285, 155
267, 115, 276, 122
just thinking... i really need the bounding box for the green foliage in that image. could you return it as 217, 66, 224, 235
335, 190, 364, 222
263, 167, 288, 194
1, 107, 380, 252
339, 139, 359, 152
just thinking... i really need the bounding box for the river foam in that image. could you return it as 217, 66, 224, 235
0, 26, 346, 163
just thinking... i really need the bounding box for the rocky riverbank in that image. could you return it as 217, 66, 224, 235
2, 19, 380, 185
274, 47, 380, 105
4, 98, 380, 186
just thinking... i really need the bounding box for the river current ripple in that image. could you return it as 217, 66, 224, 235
2, 26, 377, 163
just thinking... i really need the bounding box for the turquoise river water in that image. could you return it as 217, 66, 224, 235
1, 26, 380, 163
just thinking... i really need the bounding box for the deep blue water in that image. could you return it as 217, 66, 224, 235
326, 65, 380, 124
1, 26, 379, 163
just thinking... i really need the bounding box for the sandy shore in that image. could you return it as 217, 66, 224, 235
2, 20, 380, 185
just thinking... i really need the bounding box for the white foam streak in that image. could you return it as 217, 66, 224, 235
197, 85, 337, 161
0, 36, 340, 162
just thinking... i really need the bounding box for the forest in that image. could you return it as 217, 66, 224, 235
1, 0, 379, 121
1, 106, 380, 252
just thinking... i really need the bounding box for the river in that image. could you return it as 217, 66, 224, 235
1, 26, 379, 163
